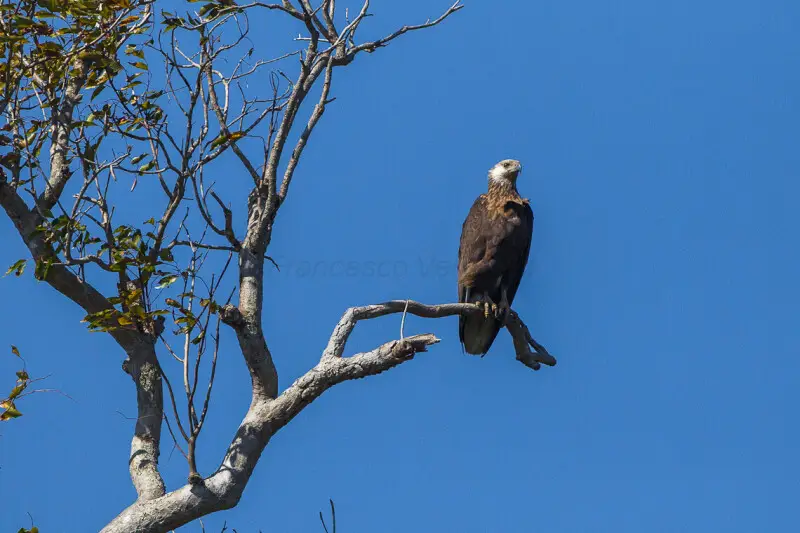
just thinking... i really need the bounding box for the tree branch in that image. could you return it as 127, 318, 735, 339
0, 178, 167, 501
219, 302, 278, 399
341, 1, 464, 59
506, 309, 557, 370
100, 300, 552, 533
219, 1, 467, 409
38, 59, 87, 212
279, 54, 334, 200
123, 343, 168, 501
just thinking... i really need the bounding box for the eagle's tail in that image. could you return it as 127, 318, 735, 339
459, 314, 501, 355
459, 291, 502, 355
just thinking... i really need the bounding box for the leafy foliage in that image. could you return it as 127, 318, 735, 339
2, 345, 31, 421
1, 0, 254, 489
4, 258, 26, 277
0, 0, 155, 177
0, 0, 235, 336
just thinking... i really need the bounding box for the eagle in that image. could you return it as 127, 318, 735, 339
457, 159, 533, 355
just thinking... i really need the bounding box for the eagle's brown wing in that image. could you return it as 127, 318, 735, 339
457, 197, 533, 355
501, 201, 534, 307
457, 195, 492, 303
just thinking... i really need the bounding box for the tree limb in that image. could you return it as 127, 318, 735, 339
38, 59, 87, 211
220, 1, 467, 408
278, 54, 334, 200
0, 178, 167, 501
100, 300, 552, 533
342, 1, 464, 59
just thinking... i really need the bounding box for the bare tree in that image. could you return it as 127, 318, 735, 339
0, 0, 554, 531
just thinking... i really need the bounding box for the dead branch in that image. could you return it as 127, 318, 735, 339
319, 300, 555, 368
101, 297, 551, 532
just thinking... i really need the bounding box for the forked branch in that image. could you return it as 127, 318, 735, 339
271, 300, 555, 430
101, 299, 552, 533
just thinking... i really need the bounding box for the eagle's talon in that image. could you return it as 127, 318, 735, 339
483, 301, 490, 318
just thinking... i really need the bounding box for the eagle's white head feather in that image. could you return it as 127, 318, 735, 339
488, 159, 522, 185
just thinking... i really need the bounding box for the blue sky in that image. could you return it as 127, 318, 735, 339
2, 0, 799, 531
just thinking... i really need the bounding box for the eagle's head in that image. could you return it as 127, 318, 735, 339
488, 159, 522, 186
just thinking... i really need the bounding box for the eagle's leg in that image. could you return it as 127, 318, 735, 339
495, 285, 511, 323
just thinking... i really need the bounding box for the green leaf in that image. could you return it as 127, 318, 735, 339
125, 45, 145, 59
162, 14, 186, 31
198, 4, 218, 17
130, 61, 148, 70
13, 16, 35, 29
8, 384, 25, 400
34, 258, 53, 280
4, 259, 26, 277
210, 133, 228, 148
0, 35, 27, 44
108, 261, 127, 273
0, 400, 22, 421
156, 275, 179, 289
119, 14, 141, 25
121, 80, 143, 91
90, 85, 105, 101
39, 41, 62, 55
175, 316, 197, 327
210, 130, 245, 149
11, 345, 20, 357
37, 0, 60, 11
130, 154, 147, 165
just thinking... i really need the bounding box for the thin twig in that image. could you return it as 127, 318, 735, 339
319, 499, 336, 533
400, 299, 410, 340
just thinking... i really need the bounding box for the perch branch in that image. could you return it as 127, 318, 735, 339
320, 300, 555, 368
101, 300, 552, 532
506, 310, 557, 370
